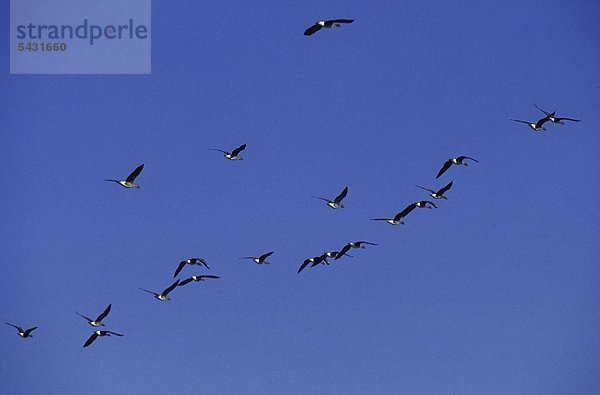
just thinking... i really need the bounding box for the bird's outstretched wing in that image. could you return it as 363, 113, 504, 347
105, 331, 124, 337
327, 19, 354, 24
436, 160, 453, 179
458, 156, 478, 163
422, 200, 437, 208
200, 275, 220, 280
5, 322, 24, 332
209, 148, 227, 154
162, 280, 180, 296
535, 117, 550, 129
298, 259, 311, 274
335, 244, 352, 260
370, 218, 390, 221
75, 312, 93, 322
356, 241, 378, 246
178, 277, 194, 287
556, 117, 581, 122
511, 119, 530, 125
96, 304, 112, 322
83, 333, 99, 348
416, 185, 435, 194
394, 204, 417, 221
311, 196, 331, 203
534, 104, 552, 117
334, 186, 348, 204
139, 288, 158, 297
231, 143, 246, 157
304, 23, 322, 36
195, 258, 210, 269
126, 164, 144, 183
438, 181, 453, 195
259, 251, 274, 261
174, 261, 187, 278
24, 327, 37, 336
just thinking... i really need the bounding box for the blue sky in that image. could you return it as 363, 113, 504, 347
2, 0, 600, 393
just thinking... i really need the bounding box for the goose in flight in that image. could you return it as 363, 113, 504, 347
83, 330, 124, 348
416, 181, 453, 199
324, 251, 353, 259
415, 200, 438, 209
5, 323, 37, 338
436, 156, 478, 179
371, 203, 417, 226
139, 280, 180, 301
312, 186, 348, 209
535, 104, 580, 124
104, 164, 144, 188
240, 251, 274, 265
304, 19, 354, 36
511, 117, 550, 131
174, 258, 210, 278
178, 275, 220, 287
335, 241, 378, 260
298, 254, 329, 274
76, 304, 111, 327
209, 143, 246, 160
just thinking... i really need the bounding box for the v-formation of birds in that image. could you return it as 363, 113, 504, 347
6, 19, 581, 347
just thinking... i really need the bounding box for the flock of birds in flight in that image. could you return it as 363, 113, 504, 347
5, 18, 581, 349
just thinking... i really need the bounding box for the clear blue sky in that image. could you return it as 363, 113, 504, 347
2, 1, 600, 394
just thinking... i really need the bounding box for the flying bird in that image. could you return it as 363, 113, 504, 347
178, 275, 220, 287
174, 258, 210, 278
436, 156, 478, 179
139, 280, 180, 301
324, 251, 353, 259
104, 164, 144, 188
414, 200, 438, 209
209, 143, 246, 160
298, 254, 330, 274
240, 251, 274, 265
304, 19, 354, 36
416, 181, 453, 199
312, 186, 348, 209
5, 323, 37, 338
371, 203, 417, 225
76, 304, 112, 327
83, 330, 124, 348
534, 104, 581, 124
511, 117, 550, 131
335, 241, 378, 260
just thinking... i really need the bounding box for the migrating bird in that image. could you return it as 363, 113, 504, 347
371, 203, 417, 225
298, 254, 330, 274
312, 186, 348, 209
324, 251, 353, 259
5, 323, 37, 338
535, 104, 581, 124
414, 200, 438, 209
304, 19, 354, 36
104, 164, 144, 188
416, 181, 453, 199
83, 330, 124, 348
335, 241, 378, 260
139, 280, 180, 301
436, 156, 479, 179
76, 304, 112, 327
174, 258, 210, 278
178, 275, 220, 287
209, 143, 246, 161
511, 117, 550, 131
240, 251, 274, 265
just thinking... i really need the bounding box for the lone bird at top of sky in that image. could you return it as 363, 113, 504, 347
436, 156, 478, 179
304, 19, 354, 36
178, 275, 220, 287
5, 323, 37, 338
209, 143, 246, 161
312, 186, 348, 209
139, 280, 180, 301
371, 203, 417, 226
240, 251, 274, 265
174, 258, 210, 278
335, 241, 378, 260
104, 164, 144, 188
534, 104, 581, 124
83, 330, 123, 348
416, 181, 453, 199
76, 304, 112, 327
